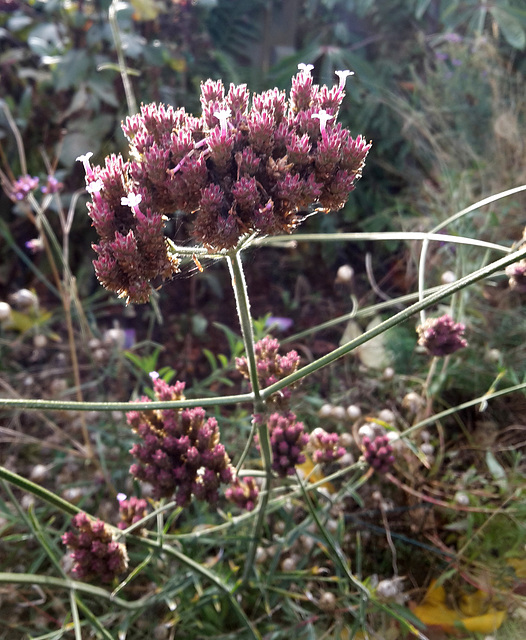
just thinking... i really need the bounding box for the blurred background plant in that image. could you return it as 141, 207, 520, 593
1, 0, 526, 638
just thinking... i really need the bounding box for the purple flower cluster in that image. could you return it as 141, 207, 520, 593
308, 427, 345, 464
11, 174, 39, 201
362, 435, 395, 474
126, 377, 234, 505
80, 65, 370, 303
78, 152, 180, 304
236, 335, 300, 407
417, 313, 468, 356
267, 411, 309, 477
117, 495, 148, 531
41, 175, 63, 194
62, 512, 128, 583
225, 476, 259, 512
506, 259, 526, 293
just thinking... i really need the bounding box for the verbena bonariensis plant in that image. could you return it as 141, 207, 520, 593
65, 62, 371, 588
3, 54, 526, 639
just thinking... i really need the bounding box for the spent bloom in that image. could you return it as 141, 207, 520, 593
417, 314, 468, 356
127, 377, 234, 506
62, 512, 128, 583
236, 336, 300, 408
80, 66, 371, 303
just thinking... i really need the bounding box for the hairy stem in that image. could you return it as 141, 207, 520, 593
226, 251, 272, 583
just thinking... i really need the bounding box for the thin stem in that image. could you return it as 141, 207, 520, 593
225, 251, 272, 583
0, 100, 27, 174
226, 251, 263, 409
257, 231, 510, 253
0, 391, 254, 412
0, 466, 82, 518
108, 0, 138, 116
296, 469, 369, 599
260, 245, 526, 400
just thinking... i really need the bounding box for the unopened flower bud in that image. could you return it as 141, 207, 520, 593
441, 271, 457, 284
318, 591, 337, 611
346, 404, 361, 420
0, 302, 12, 323
335, 264, 354, 284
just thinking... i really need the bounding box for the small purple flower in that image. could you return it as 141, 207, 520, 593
62, 512, 128, 583
417, 314, 468, 357
505, 259, 526, 293
11, 175, 39, 201
41, 175, 63, 194
25, 238, 44, 253
362, 435, 395, 474
265, 316, 293, 332
434, 51, 448, 62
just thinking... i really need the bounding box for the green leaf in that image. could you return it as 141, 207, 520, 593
490, 7, 526, 50
415, 0, 432, 20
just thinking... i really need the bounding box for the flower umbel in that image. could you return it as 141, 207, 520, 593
11, 175, 39, 201
81, 66, 371, 302
62, 512, 128, 583
127, 377, 234, 506
417, 314, 468, 356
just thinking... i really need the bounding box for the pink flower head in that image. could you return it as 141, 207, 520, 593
127, 378, 234, 506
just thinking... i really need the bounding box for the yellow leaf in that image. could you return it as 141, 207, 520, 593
9, 309, 52, 333
130, 0, 162, 21
411, 580, 506, 633
459, 589, 489, 617
297, 455, 336, 493
507, 556, 526, 578
462, 610, 506, 632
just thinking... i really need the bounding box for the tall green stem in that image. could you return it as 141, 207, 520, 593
226, 251, 272, 583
